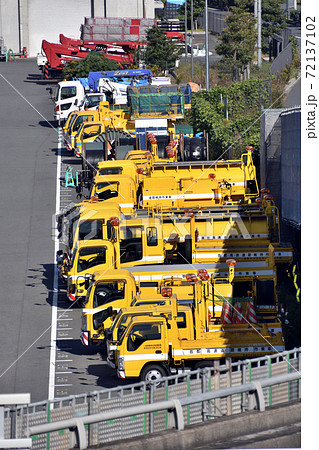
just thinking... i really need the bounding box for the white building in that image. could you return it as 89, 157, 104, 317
0, 0, 163, 57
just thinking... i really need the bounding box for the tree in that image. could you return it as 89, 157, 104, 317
208, 0, 236, 11
142, 26, 182, 72
190, 78, 272, 158
216, 0, 257, 81
179, 0, 205, 28
260, 0, 286, 59
62, 52, 120, 80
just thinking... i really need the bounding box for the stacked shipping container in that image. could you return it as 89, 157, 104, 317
81, 17, 157, 42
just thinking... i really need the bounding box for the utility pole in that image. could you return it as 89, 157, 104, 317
256, 0, 262, 67
191, 0, 194, 81
184, 0, 188, 62
205, 0, 209, 90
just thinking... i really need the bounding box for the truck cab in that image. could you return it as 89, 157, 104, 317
66, 216, 165, 303
89, 174, 137, 213
74, 121, 106, 157
66, 239, 118, 305
81, 272, 196, 346
65, 110, 98, 152
54, 80, 85, 124
107, 265, 285, 382
95, 160, 141, 185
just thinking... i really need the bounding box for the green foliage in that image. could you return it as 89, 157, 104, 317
261, 0, 286, 55
216, 1, 257, 81
142, 26, 182, 72
62, 52, 120, 80
289, 9, 301, 26
261, 0, 286, 38
208, 0, 235, 10
179, 0, 205, 21
190, 79, 272, 158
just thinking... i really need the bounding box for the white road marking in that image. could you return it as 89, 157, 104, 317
48, 127, 62, 401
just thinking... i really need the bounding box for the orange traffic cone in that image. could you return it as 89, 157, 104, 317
233, 301, 244, 324
221, 300, 232, 324
246, 298, 257, 324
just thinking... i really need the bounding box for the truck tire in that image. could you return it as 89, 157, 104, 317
140, 364, 167, 383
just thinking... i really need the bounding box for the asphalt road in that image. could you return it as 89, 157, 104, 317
0, 58, 132, 404
0, 58, 57, 402
0, 58, 301, 405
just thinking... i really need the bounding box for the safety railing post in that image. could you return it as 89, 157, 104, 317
201, 368, 210, 421
213, 360, 220, 416
241, 361, 248, 411
87, 394, 93, 447
150, 382, 155, 434
225, 358, 232, 415
10, 406, 17, 439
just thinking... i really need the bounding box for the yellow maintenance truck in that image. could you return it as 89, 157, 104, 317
63, 198, 293, 266
85, 145, 258, 210
65, 218, 165, 305
89, 174, 137, 213
56, 200, 121, 277
63, 102, 177, 153
105, 261, 284, 381
62, 197, 293, 304
80, 252, 279, 348
80, 269, 195, 346
63, 103, 134, 152
73, 121, 107, 158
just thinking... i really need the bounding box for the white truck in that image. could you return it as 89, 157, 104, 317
54, 80, 106, 125
54, 74, 171, 124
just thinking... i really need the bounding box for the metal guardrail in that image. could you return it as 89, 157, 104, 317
0, 394, 32, 449
26, 371, 300, 450
2, 348, 301, 449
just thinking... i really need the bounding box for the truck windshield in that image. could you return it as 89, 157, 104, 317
82, 125, 101, 139
61, 86, 77, 100
67, 114, 77, 134
92, 281, 126, 308
117, 315, 132, 344
99, 167, 123, 176
94, 183, 119, 201
78, 219, 103, 242
77, 246, 106, 273
73, 115, 93, 133
85, 95, 104, 108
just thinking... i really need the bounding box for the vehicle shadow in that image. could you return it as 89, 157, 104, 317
25, 73, 58, 86
39, 119, 57, 128
87, 362, 137, 389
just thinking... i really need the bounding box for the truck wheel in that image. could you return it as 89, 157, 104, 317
141, 364, 166, 383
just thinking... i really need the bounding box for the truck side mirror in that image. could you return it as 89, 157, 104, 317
74, 99, 78, 106
85, 278, 90, 290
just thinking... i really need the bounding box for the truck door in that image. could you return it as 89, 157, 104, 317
122, 320, 167, 378
144, 223, 164, 263
55, 83, 81, 122
120, 225, 143, 264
